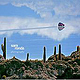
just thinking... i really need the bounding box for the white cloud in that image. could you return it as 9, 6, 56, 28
0, 16, 79, 41
1, 0, 80, 16
0, 0, 80, 41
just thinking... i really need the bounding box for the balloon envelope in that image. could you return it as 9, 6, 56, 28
58, 22, 65, 31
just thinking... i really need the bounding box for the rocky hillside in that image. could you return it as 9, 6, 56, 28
0, 45, 80, 79
48, 53, 66, 61
0, 54, 80, 79
70, 51, 80, 60
0, 57, 57, 79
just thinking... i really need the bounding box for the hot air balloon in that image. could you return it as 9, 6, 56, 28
58, 22, 65, 31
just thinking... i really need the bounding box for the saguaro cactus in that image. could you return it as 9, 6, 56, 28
59, 44, 61, 60
1, 37, 6, 59
77, 46, 79, 52
4, 37, 6, 59
27, 53, 29, 61
43, 46, 46, 63
54, 46, 57, 61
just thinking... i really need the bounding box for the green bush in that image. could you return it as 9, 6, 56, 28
35, 61, 43, 68
72, 74, 80, 79
74, 68, 78, 72
57, 67, 73, 79
45, 64, 49, 68
74, 59, 80, 65
0, 64, 6, 78
23, 75, 36, 79
4, 60, 26, 76
25, 61, 31, 67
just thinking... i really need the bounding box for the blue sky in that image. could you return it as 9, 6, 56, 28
0, 0, 80, 60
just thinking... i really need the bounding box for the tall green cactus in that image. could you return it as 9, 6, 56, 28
77, 46, 79, 52
4, 37, 6, 59
43, 46, 46, 63
27, 53, 29, 61
54, 46, 56, 55
1, 37, 6, 59
54, 46, 57, 61
59, 44, 61, 60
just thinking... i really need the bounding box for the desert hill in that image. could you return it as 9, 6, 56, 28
0, 51, 80, 79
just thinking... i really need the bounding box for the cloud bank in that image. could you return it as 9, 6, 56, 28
0, 0, 80, 41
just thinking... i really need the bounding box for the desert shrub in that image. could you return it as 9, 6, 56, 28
72, 74, 80, 79
74, 59, 80, 65
5, 60, 26, 76
35, 61, 43, 68
0, 64, 6, 78
74, 67, 78, 72
64, 58, 71, 61
23, 75, 36, 79
45, 64, 49, 68
57, 67, 73, 79
25, 61, 31, 67
26, 61, 43, 70
5, 61, 25, 69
